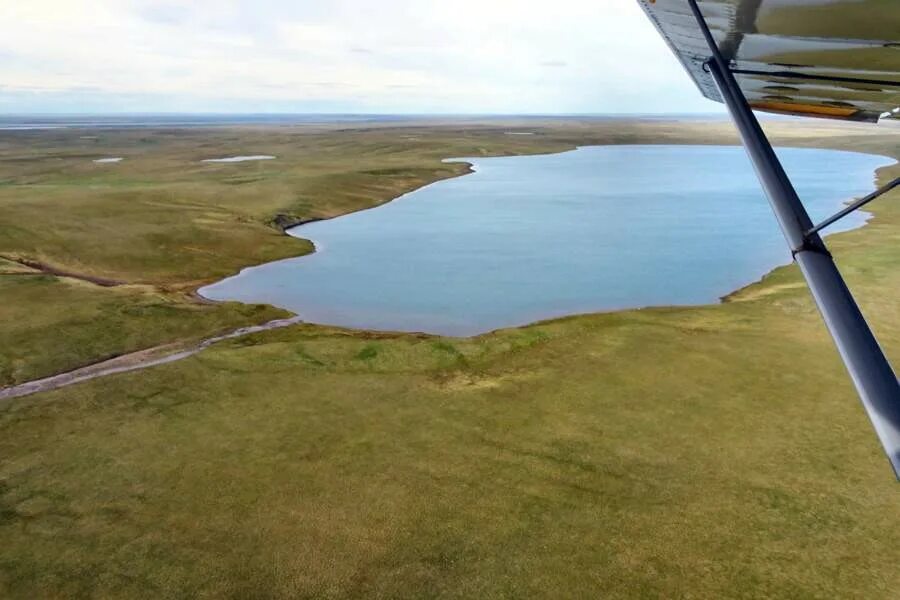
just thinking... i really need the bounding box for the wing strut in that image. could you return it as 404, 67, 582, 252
806, 177, 900, 239
685, 0, 900, 478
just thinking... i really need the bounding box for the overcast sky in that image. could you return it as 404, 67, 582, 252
0, 0, 722, 114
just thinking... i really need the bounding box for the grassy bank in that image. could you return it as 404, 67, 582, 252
1, 118, 899, 598
0, 118, 891, 384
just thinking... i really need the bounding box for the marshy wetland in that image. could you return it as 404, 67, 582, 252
1, 118, 899, 598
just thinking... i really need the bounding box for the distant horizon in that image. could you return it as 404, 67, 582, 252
0, 111, 728, 117
0, 111, 738, 130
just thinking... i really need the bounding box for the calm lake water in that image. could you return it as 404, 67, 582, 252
200, 145, 890, 336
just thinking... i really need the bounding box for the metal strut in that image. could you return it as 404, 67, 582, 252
806, 177, 900, 239
686, 0, 900, 478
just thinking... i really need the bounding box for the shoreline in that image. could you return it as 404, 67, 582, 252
721, 157, 898, 304
200, 144, 896, 333
2, 142, 896, 400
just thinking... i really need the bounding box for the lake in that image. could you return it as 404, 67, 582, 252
199, 145, 891, 336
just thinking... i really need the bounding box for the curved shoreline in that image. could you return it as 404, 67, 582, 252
2, 145, 896, 401
720, 157, 899, 304
200, 145, 896, 335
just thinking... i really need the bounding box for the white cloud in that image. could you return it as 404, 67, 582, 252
0, 0, 719, 113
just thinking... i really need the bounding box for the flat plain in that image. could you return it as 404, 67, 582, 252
1, 118, 899, 598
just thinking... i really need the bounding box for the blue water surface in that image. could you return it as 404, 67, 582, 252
200, 145, 891, 336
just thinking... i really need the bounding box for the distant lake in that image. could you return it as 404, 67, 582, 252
200, 145, 891, 336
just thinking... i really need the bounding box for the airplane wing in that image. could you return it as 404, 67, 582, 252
638, 0, 900, 479
637, 0, 900, 122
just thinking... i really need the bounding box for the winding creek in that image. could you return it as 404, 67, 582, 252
0, 317, 304, 402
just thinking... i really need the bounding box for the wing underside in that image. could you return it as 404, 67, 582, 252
638, 0, 900, 122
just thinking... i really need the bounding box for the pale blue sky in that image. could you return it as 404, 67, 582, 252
0, 0, 722, 114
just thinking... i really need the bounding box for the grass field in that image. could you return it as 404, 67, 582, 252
1, 118, 899, 598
